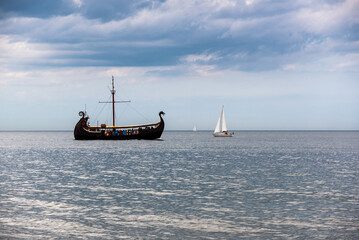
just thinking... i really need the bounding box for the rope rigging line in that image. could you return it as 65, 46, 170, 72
88, 81, 154, 126
116, 104, 129, 125
93, 95, 111, 124
115, 86, 151, 123
105, 103, 111, 126
126, 102, 151, 123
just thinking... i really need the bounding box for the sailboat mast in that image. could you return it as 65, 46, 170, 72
99, 76, 131, 127
111, 76, 116, 127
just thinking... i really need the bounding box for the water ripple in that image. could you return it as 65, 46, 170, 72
0, 131, 358, 239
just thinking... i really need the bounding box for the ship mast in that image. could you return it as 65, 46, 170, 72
111, 76, 116, 127
99, 76, 131, 127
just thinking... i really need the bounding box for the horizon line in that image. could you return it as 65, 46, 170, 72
1, 130, 358, 132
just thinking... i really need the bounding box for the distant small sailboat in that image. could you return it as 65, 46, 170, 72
193, 125, 197, 132
213, 106, 234, 137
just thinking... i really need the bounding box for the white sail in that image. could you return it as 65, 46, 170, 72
221, 107, 227, 132
214, 114, 221, 133
213, 106, 233, 137
193, 125, 197, 131
214, 106, 227, 133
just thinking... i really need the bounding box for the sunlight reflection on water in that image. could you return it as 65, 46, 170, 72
0, 131, 358, 238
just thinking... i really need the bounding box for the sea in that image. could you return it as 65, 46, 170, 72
0, 131, 358, 239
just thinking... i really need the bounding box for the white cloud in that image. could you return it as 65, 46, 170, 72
334, 53, 359, 71
73, 0, 83, 8
245, 0, 254, 6
182, 53, 220, 63
292, 0, 359, 35
0, 36, 50, 58
0, 0, 357, 74
282, 65, 297, 71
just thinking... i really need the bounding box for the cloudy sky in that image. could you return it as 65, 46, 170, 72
0, 0, 358, 130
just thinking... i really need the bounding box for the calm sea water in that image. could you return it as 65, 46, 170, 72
0, 131, 358, 239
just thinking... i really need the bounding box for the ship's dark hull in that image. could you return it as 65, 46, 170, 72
74, 112, 165, 140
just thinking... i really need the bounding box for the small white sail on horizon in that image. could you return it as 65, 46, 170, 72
213, 106, 234, 137
193, 125, 197, 131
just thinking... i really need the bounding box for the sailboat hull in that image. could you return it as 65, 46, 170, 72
213, 132, 234, 137
74, 111, 165, 140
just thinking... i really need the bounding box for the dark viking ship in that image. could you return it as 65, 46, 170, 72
74, 77, 165, 140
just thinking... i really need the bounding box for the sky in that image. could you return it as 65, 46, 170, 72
0, 0, 358, 131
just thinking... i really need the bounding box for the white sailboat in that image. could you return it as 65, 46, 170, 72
193, 125, 197, 132
213, 106, 234, 137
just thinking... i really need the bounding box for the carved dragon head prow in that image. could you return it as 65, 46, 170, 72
79, 111, 86, 118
